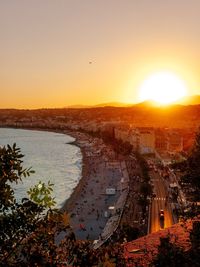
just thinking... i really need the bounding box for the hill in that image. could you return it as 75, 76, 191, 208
66, 95, 200, 109
66, 102, 132, 108
175, 95, 200, 105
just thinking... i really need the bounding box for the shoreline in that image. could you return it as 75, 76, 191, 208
0, 126, 100, 213
61, 133, 87, 212
0, 126, 84, 210
1, 126, 132, 243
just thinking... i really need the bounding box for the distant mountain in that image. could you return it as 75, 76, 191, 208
134, 95, 200, 107
134, 100, 161, 107
66, 95, 200, 109
175, 95, 200, 105
65, 104, 92, 109
94, 102, 132, 107
66, 102, 132, 108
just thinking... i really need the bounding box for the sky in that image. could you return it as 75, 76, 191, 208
1, 0, 200, 109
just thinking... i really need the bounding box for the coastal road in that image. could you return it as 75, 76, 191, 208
149, 170, 173, 233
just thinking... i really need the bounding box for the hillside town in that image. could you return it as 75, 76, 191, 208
0, 107, 196, 155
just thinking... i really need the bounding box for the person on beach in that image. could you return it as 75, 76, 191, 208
80, 223, 86, 231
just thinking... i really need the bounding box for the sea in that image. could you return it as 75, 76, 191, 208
0, 128, 82, 208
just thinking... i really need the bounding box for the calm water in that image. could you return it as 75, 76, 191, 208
0, 128, 82, 208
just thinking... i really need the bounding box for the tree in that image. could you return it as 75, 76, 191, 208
189, 220, 200, 265
0, 144, 68, 266
120, 224, 139, 242
183, 128, 200, 200
0, 144, 126, 267
152, 236, 186, 267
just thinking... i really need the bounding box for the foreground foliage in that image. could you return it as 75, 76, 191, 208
0, 144, 65, 266
185, 129, 200, 197
153, 220, 200, 267
0, 144, 125, 266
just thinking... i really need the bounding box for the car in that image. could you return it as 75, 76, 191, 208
159, 209, 164, 220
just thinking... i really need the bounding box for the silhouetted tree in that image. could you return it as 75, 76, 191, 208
0, 144, 69, 266
188, 221, 200, 266
152, 236, 186, 267
183, 128, 200, 200
0, 144, 126, 267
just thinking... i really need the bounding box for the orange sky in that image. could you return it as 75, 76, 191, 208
1, 0, 200, 108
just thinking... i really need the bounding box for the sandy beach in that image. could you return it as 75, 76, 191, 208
62, 130, 130, 245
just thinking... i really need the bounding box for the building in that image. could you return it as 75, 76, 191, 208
168, 130, 183, 152
138, 128, 155, 154
155, 128, 168, 151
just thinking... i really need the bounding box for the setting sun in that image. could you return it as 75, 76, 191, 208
138, 71, 188, 105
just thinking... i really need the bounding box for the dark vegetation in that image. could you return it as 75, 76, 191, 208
172, 127, 200, 208
0, 144, 126, 266
153, 220, 200, 267
183, 129, 200, 198
135, 153, 152, 212
101, 132, 133, 156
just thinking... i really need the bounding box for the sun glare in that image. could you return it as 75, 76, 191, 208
138, 71, 188, 105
